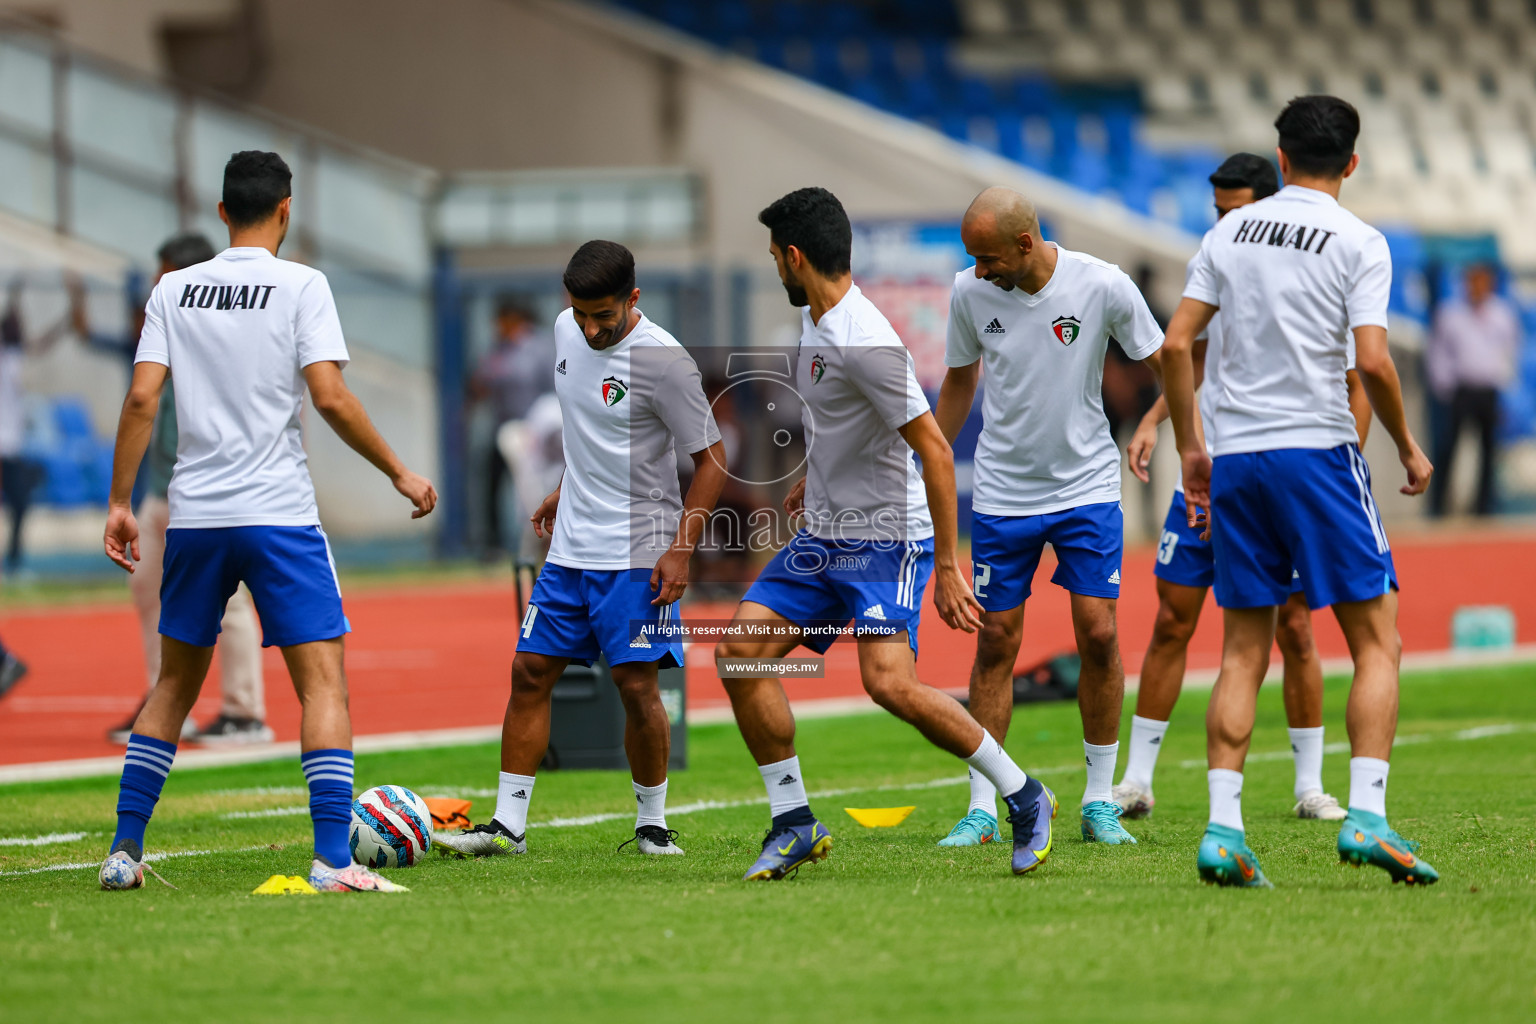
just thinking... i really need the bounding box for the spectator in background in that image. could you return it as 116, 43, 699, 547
469, 299, 555, 555
71, 234, 272, 745
1, 276, 68, 574
1427, 263, 1523, 517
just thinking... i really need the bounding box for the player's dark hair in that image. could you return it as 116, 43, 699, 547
1209, 152, 1279, 199
222, 151, 292, 228
563, 240, 636, 300
1274, 96, 1359, 178
758, 187, 852, 277
156, 232, 216, 271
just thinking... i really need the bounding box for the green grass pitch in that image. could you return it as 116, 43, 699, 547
3, 664, 1533, 1022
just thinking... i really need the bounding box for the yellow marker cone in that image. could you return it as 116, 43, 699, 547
844, 806, 916, 828
251, 874, 319, 895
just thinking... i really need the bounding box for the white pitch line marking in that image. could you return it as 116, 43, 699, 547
0, 831, 90, 847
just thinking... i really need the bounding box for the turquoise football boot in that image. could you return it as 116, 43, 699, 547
1197, 823, 1272, 888
937, 808, 1001, 847
1338, 809, 1438, 885
1080, 800, 1138, 844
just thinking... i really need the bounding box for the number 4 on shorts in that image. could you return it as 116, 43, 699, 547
520, 603, 539, 638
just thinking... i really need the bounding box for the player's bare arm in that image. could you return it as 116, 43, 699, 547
933, 360, 980, 444
302, 360, 438, 517
104, 361, 170, 572
1351, 324, 1431, 495
1346, 368, 1373, 445
782, 475, 806, 518
898, 411, 983, 633
1161, 297, 1218, 528
529, 480, 561, 538
651, 439, 729, 605
1128, 336, 1207, 483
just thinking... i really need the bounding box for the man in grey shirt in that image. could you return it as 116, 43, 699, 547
1427, 263, 1522, 516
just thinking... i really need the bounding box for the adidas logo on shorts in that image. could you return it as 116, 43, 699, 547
863, 604, 887, 620
630, 632, 651, 648
983, 318, 1006, 334
1108, 569, 1121, 584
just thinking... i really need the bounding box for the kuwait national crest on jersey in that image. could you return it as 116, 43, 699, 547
1052, 315, 1082, 346
810, 353, 827, 384
601, 375, 628, 406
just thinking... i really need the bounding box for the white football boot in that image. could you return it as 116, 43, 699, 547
1294, 790, 1347, 820
99, 839, 145, 891
618, 825, 685, 855
1112, 780, 1155, 819
434, 821, 527, 858
308, 858, 410, 892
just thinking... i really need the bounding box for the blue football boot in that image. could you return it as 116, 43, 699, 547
1081, 800, 1138, 844
1002, 778, 1058, 875
1197, 823, 1273, 888
742, 819, 832, 881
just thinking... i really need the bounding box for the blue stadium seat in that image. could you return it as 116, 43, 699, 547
958, 75, 996, 114
52, 399, 95, 442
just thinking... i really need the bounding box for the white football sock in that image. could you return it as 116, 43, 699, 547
1289, 726, 1326, 799
963, 729, 1027, 798
1348, 756, 1389, 818
967, 768, 998, 816
1123, 716, 1169, 791
1208, 769, 1245, 832
1082, 741, 1119, 805
633, 779, 668, 829
494, 771, 536, 836
758, 756, 809, 818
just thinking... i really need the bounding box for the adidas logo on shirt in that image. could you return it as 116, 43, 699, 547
862, 604, 887, 620
1108, 569, 1121, 585
982, 317, 1006, 334
556, 359, 567, 375
778, 774, 798, 786
511, 789, 528, 799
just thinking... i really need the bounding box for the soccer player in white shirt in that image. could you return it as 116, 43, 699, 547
1164, 97, 1439, 887
1114, 154, 1370, 824
933, 187, 1163, 848
435, 240, 728, 860
99, 151, 438, 894
715, 188, 1055, 880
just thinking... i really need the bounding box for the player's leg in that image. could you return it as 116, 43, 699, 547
1275, 591, 1343, 820
441, 565, 596, 858
939, 512, 1043, 846
1282, 445, 1435, 883
858, 629, 1057, 875
1196, 451, 1293, 888
1117, 489, 1213, 817
101, 526, 237, 890
611, 657, 684, 855
937, 604, 1022, 846
1116, 578, 1205, 817
1332, 592, 1435, 882
715, 599, 820, 880
1042, 501, 1136, 843
200, 585, 273, 745
1196, 606, 1279, 887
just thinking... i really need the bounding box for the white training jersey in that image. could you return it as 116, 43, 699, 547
1184, 184, 1389, 456
135, 246, 350, 529
798, 284, 933, 542
546, 310, 720, 571
946, 244, 1164, 516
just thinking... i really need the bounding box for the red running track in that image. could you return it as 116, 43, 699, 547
0, 529, 1529, 766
